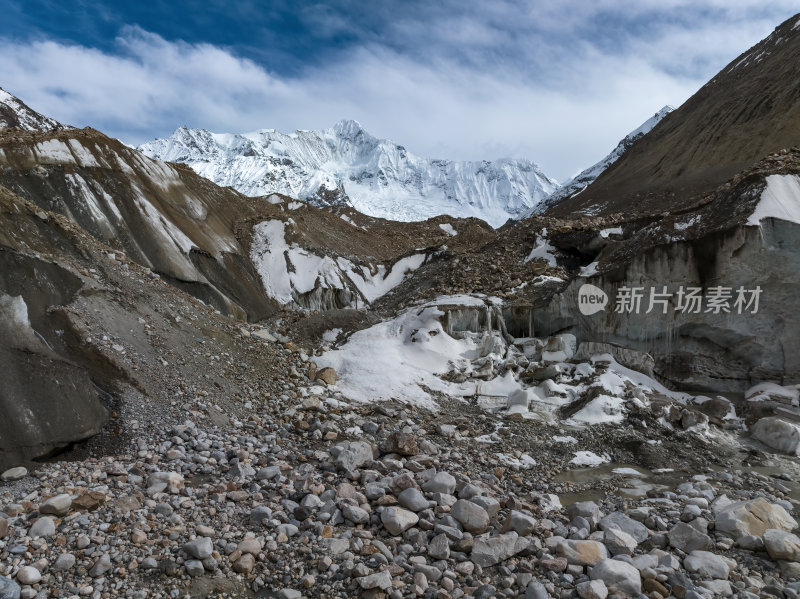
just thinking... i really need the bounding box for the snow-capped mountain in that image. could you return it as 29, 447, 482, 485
0, 87, 64, 132
526, 106, 674, 216
139, 120, 558, 227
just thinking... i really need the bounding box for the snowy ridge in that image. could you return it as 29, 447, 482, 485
139, 120, 559, 227
0, 88, 64, 132
250, 219, 434, 310
525, 106, 673, 216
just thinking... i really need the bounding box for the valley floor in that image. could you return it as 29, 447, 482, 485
1, 312, 798, 599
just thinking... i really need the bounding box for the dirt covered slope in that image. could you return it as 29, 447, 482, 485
547, 13, 800, 218
0, 184, 305, 469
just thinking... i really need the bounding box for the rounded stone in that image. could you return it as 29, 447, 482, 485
15, 567, 41, 585
451, 499, 490, 534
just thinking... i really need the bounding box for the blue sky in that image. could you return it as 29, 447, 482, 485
0, 1, 797, 180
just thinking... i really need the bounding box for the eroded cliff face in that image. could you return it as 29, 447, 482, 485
534, 220, 800, 391
0, 128, 278, 321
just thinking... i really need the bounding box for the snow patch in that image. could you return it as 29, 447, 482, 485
313, 300, 481, 409
553, 435, 578, 444
439, 223, 458, 236
579, 261, 599, 277
599, 227, 622, 238
569, 451, 610, 467
524, 229, 557, 266
496, 453, 537, 469
748, 174, 800, 226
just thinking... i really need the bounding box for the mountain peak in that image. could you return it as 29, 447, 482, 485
139, 121, 557, 226
0, 87, 65, 132
332, 119, 365, 133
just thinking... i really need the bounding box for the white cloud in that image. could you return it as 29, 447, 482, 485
0, 3, 796, 181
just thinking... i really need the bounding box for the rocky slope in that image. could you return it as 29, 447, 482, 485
0, 87, 64, 132
139, 120, 559, 227
2, 13, 800, 599
546, 13, 800, 217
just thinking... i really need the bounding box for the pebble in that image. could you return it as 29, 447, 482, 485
15, 567, 41, 585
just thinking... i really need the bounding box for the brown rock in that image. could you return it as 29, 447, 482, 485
540, 557, 568, 572
131, 530, 147, 544
316, 367, 337, 385
381, 432, 419, 456
644, 579, 669, 596
233, 553, 255, 574
72, 491, 107, 511
112, 495, 141, 514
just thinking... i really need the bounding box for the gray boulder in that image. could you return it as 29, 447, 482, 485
683, 550, 730, 579
668, 521, 713, 553
183, 537, 214, 560
590, 559, 641, 596
334, 441, 374, 473
599, 512, 648, 543
604, 527, 638, 556
422, 471, 457, 495
398, 488, 428, 512
381, 507, 419, 536
0, 575, 20, 599
577, 579, 609, 599
451, 499, 490, 534
763, 529, 800, 562
472, 532, 528, 567
714, 497, 797, 539
28, 516, 55, 538
40, 493, 72, 517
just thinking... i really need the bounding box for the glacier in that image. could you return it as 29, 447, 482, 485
139, 119, 559, 228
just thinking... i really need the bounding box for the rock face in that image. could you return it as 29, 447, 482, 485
537, 173, 800, 391
0, 118, 276, 323
0, 87, 63, 132
715, 498, 797, 539
0, 290, 108, 470
532, 13, 800, 393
